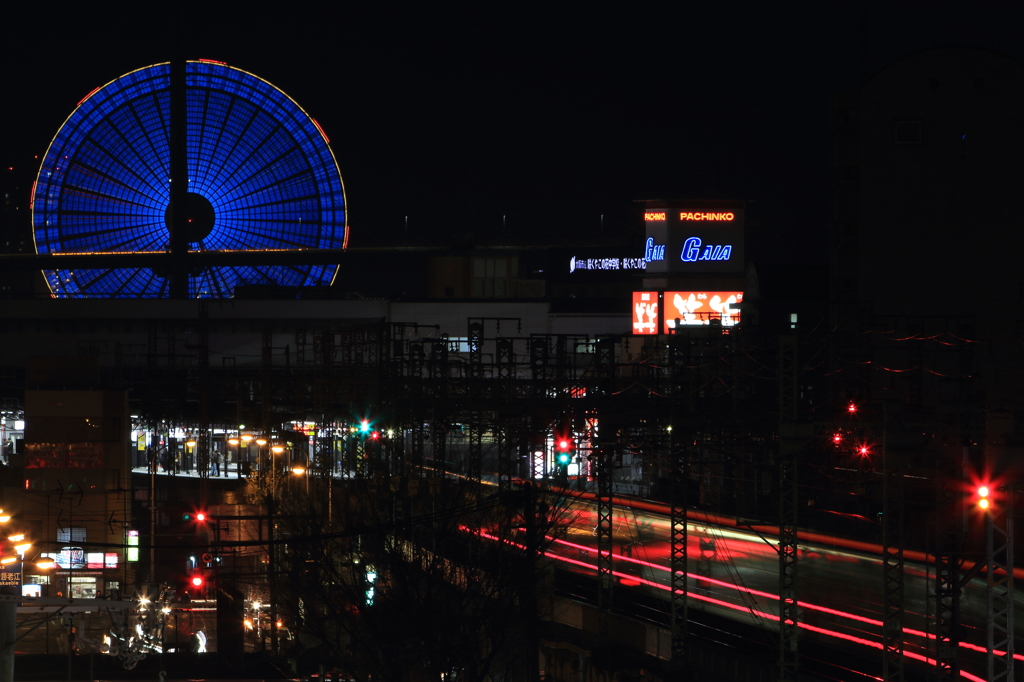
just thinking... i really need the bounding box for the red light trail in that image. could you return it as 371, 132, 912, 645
548, 536, 1021, 663
543, 484, 1024, 581
473, 528, 1015, 680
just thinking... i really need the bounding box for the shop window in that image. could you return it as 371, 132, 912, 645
69, 576, 98, 599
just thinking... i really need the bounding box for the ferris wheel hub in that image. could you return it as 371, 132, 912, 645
165, 192, 215, 244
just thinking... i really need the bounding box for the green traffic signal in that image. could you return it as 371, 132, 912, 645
557, 452, 571, 465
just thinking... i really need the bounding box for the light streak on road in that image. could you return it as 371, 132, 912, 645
473, 519, 1013, 682
548, 536, 1022, 663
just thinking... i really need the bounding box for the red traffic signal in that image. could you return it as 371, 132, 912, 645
191, 574, 204, 588
977, 485, 991, 510
195, 512, 206, 522
556, 437, 574, 453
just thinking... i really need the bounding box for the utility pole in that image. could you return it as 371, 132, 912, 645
594, 337, 617, 621
935, 443, 971, 682
668, 335, 688, 660
777, 335, 800, 682
881, 400, 905, 682
985, 486, 1015, 682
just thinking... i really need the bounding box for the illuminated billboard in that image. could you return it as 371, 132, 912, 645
644, 206, 745, 274
663, 291, 743, 330
632, 291, 659, 335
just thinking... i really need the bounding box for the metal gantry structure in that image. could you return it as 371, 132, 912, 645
986, 491, 1015, 682
51, 306, 1013, 677
882, 401, 906, 682
777, 335, 801, 682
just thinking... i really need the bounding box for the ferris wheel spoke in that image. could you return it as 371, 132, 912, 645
201, 95, 262, 203
89, 112, 168, 201
125, 94, 172, 201
216, 218, 317, 251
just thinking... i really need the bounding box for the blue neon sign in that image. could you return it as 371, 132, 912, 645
680, 237, 733, 263
644, 237, 666, 262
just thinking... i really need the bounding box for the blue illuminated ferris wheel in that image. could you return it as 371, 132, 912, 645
32, 60, 348, 298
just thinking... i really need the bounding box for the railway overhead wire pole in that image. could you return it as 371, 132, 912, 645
882, 400, 906, 682
985, 486, 1015, 682
778, 335, 800, 682
668, 336, 689, 660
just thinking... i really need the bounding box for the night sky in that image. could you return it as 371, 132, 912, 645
4, 2, 1021, 265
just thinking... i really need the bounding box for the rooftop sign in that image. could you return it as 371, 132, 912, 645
644, 206, 744, 275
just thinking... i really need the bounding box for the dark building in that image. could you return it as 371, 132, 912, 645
832, 47, 1024, 474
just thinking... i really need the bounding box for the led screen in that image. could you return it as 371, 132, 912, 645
632, 291, 659, 335
663, 291, 743, 330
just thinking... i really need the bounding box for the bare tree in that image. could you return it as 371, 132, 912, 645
244, 466, 574, 682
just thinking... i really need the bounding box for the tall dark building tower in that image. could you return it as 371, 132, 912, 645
832, 47, 1024, 468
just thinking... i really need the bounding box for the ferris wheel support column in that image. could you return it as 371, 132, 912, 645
169, 56, 189, 299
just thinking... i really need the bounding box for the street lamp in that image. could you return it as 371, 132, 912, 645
291, 467, 308, 494
240, 434, 253, 475
228, 437, 240, 478
256, 438, 268, 474
271, 445, 284, 476
185, 437, 197, 474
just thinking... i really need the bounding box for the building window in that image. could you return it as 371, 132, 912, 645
575, 341, 596, 354
57, 527, 86, 543
473, 259, 509, 298
894, 119, 923, 145
790, 313, 799, 330
446, 338, 473, 353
